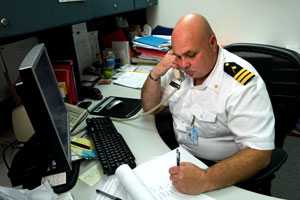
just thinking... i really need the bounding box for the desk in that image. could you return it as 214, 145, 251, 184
70, 84, 284, 200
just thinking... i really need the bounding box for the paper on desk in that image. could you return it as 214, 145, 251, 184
119, 64, 154, 73
113, 71, 149, 89
96, 176, 131, 200
116, 164, 156, 200
0, 181, 57, 200
79, 164, 103, 186
114, 147, 213, 200
72, 23, 93, 75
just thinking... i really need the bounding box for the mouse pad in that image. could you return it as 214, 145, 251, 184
90, 96, 142, 118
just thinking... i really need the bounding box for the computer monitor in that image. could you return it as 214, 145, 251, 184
8, 43, 75, 191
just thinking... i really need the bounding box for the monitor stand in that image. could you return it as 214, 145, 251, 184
7, 133, 80, 193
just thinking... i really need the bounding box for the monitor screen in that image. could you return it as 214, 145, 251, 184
16, 43, 71, 172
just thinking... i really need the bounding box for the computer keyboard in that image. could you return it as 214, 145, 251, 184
86, 117, 136, 175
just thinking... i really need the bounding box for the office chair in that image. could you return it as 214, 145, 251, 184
224, 43, 300, 148
223, 43, 300, 195
155, 43, 300, 195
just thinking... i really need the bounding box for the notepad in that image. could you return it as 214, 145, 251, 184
115, 147, 214, 200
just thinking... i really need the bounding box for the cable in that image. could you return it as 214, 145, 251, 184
2, 140, 19, 170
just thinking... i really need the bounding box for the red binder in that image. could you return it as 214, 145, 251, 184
53, 60, 78, 104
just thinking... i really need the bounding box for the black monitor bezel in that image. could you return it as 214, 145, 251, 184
17, 43, 72, 172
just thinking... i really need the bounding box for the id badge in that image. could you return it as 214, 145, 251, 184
188, 115, 199, 145
190, 127, 199, 145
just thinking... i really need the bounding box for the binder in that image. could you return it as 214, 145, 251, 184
53, 60, 78, 104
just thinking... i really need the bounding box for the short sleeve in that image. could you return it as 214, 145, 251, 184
226, 79, 275, 150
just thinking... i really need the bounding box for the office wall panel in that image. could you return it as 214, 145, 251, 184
147, 0, 300, 52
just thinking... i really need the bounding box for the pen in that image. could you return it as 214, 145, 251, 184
176, 149, 180, 166
96, 189, 122, 200
191, 115, 195, 127
71, 141, 90, 149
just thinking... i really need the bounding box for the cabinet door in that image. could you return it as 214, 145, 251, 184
49, 1, 92, 28
90, 0, 134, 19
134, 0, 157, 9
0, 0, 91, 39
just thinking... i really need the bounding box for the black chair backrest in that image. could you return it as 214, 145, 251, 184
224, 43, 300, 147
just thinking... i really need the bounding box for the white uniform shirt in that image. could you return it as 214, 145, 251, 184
161, 48, 275, 161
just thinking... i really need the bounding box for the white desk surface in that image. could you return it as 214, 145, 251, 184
71, 84, 284, 200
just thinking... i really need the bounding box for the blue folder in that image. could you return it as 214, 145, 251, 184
134, 36, 170, 48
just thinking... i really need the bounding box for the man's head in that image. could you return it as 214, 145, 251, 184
171, 13, 219, 85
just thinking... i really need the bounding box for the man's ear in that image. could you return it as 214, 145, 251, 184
209, 35, 218, 51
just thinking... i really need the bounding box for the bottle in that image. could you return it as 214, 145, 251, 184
103, 51, 115, 79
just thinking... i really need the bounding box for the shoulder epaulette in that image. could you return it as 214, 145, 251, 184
224, 62, 255, 85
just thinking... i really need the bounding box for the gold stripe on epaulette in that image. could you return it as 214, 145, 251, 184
233, 68, 246, 79
241, 72, 255, 85
224, 62, 255, 85
237, 71, 250, 82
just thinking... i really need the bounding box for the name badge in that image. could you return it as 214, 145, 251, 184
189, 115, 199, 145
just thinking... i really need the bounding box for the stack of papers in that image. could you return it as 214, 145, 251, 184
113, 71, 149, 89
112, 65, 153, 89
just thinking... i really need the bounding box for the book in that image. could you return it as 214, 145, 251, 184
114, 147, 213, 200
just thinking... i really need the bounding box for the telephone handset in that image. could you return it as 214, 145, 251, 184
173, 68, 185, 81
169, 69, 185, 89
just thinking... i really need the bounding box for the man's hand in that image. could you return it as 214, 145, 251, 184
141, 50, 177, 112
169, 162, 211, 194
151, 50, 177, 79
169, 148, 272, 195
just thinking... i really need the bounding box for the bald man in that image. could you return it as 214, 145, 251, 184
141, 14, 275, 194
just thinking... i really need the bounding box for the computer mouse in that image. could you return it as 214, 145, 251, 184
106, 99, 123, 110
81, 86, 103, 100
91, 88, 103, 100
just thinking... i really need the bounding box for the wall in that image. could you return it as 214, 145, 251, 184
0, 37, 38, 135
0, 37, 38, 101
146, 0, 300, 51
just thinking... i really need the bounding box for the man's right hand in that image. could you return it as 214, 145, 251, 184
151, 50, 177, 79
141, 50, 177, 112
